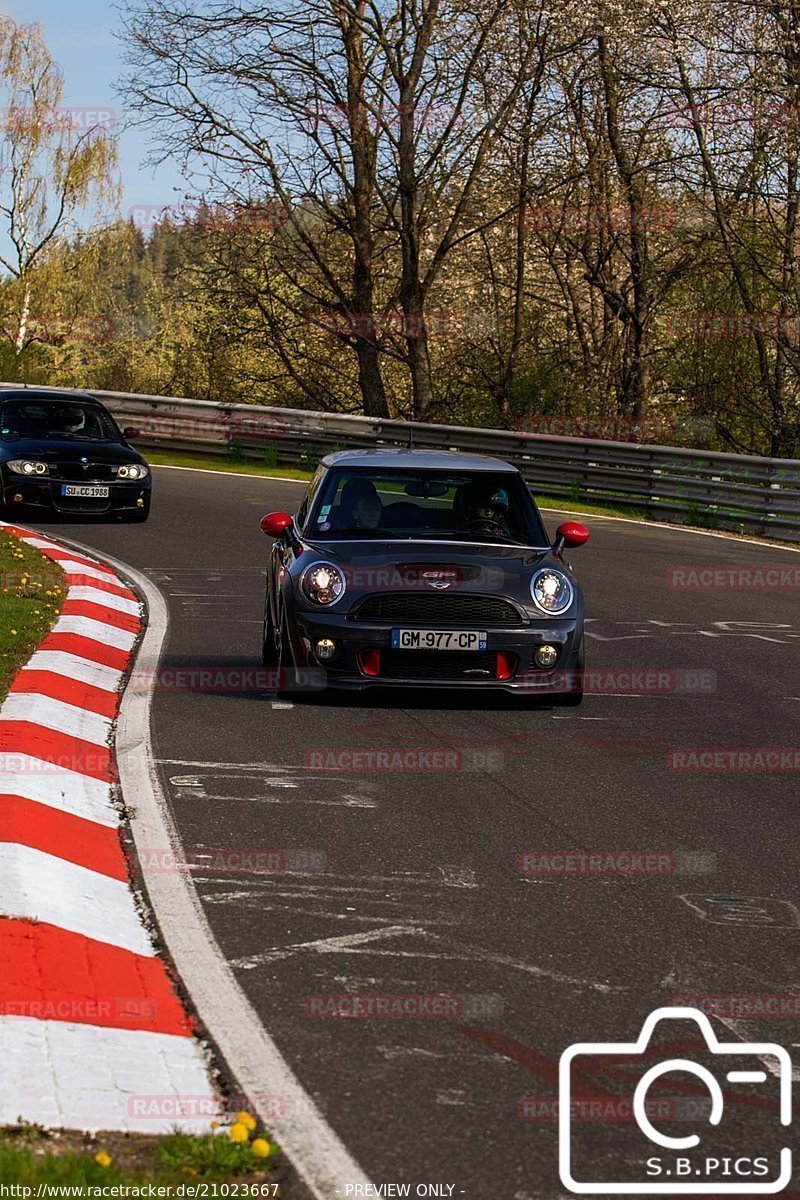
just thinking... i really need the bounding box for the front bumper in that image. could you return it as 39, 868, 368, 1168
290, 608, 583, 693
1, 475, 150, 516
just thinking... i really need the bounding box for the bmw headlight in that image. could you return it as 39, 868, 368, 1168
301, 562, 346, 606
530, 568, 573, 615
116, 464, 149, 480
7, 460, 49, 476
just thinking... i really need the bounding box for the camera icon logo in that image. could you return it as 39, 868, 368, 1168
559, 1006, 792, 1194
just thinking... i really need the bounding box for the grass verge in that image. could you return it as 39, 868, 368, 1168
145, 450, 312, 481
0, 530, 65, 701
0, 1120, 284, 1188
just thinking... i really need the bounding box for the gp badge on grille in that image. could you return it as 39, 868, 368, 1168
422, 569, 459, 590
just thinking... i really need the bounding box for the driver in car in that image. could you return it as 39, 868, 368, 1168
337, 478, 383, 530
460, 482, 512, 537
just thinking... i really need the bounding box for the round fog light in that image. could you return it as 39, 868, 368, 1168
315, 638, 336, 661
535, 644, 559, 669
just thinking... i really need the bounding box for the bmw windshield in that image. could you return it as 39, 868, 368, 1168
307, 468, 549, 546
0, 400, 119, 442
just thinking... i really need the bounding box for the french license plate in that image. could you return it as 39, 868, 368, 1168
391, 628, 487, 651
61, 484, 110, 498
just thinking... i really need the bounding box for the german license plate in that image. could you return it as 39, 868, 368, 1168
61, 484, 110, 498
391, 629, 487, 651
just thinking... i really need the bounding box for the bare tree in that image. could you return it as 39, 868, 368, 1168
120, 0, 557, 420
0, 18, 118, 363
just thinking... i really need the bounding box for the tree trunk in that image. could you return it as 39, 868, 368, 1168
14, 280, 31, 357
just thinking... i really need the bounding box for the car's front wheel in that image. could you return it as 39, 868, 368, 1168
261, 592, 278, 667
553, 637, 584, 707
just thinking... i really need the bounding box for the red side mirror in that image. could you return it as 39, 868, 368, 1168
260, 511, 293, 538
554, 521, 590, 552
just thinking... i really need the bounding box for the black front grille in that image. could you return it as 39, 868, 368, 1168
353, 593, 522, 626
380, 650, 497, 680
54, 495, 111, 513
56, 462, 116, 482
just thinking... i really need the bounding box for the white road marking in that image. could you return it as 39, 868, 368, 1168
0, 843, 154, 956
231, 924, 625, 992
0, 691, 112, 746
85, 539, 380, 1199
52, 613, 137, 651
0, 1018, 213, 1133
0, 753, 117, 827
23, 649, 123, 691
232, 925, 425, 969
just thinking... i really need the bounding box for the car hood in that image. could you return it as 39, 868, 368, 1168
303, 538, 552, 569
298, 537, 572, 604
0, 437, 145, 464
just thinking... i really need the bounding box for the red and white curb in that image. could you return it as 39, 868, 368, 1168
0, 523, 215, 1133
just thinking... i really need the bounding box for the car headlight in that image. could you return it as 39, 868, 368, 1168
301, 562, 346, 606
116, 464, 149, 480
530, 568, 573, 615
7, 460, 49, 476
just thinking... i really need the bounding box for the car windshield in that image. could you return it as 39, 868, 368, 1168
0, 400, 118, 442
308, 467, 548, 545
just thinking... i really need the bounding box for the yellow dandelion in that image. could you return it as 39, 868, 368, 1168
236, 1111, 257, 1131
229, 1122, 250, 1144
251, 1138, 271, 1159
94, 1151, 112, 1168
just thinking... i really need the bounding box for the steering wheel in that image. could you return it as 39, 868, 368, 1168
467, 517, 505, 535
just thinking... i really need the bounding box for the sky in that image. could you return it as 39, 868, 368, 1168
7, 0, 189, 229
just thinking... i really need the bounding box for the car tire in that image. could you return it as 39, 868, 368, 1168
553, 638, 584, 707
261, 593, 278, 667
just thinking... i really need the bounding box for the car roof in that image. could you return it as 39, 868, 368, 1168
322, 448, 520, 473
0, 387, 102, 406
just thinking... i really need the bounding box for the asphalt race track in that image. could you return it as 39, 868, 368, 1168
27, 464, 800, 1198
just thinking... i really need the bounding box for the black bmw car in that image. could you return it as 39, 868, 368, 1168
0, 388, 151, 522
260, 449, 589, 703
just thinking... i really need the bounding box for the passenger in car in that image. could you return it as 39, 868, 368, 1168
334, 478, 383, 530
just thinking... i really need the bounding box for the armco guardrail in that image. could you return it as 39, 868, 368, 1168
4, 383, 799, 541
